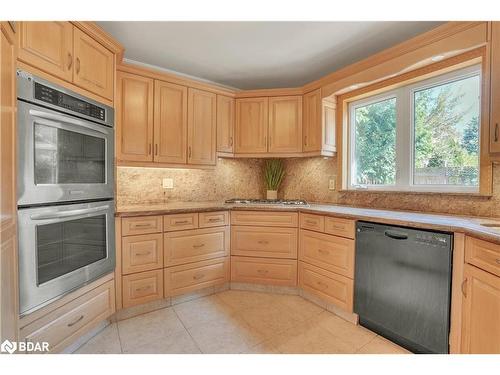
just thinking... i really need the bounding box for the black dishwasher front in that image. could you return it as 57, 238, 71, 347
354, 221, 453, 354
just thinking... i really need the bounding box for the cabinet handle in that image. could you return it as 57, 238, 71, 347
135, 285, 152, 292
318, 249, 329, 255
193, 273, 205, 280
495, 123, 499, 142
135, 251, 151, 256
208, 218, 221, 222
229, 136, 233, 146
148, 143, 152, 155
257, 240, 269, 244
174, 220, 189, 225
257, 269, 269, 274
305, 219, 316, 225
496, 258, 500, 264
331, 225, 345, 230
192, 243, 205, 248
155, 144, 158, 156
67, 315, 84, 327
188, 146, 192, 158
316, 280, 328, 289
461, 278, 468, 297
133, 223, 152, 228
304, 135, 307, 146
75, 57, 80, 74
67, 52, 73, 70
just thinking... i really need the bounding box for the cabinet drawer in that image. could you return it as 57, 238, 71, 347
164, 227, 229, 267
231, 256, 297, 286
164, 213, 199, 231
122, 215, 162, 236
122, 270, 163, 308
20, 280, 114, 353
199, 211, 229, 228
300, 213, 325, 232
230, 210, 298, 227
122, 233, 163, 275
231, 226, 298, 259
164, 257, 229, 297
299, 230, 354, 278
298, 261, 353, 312
465, 237, 500, 277
324, 217, 355, 239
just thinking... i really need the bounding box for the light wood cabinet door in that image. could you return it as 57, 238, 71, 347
322, 101, 336, 153
230, 210, 298, 227
217, 95, 235, 153
163, 213, 199, 231
122, 233, 163, 275
116, 71, 154, 162
164, 227, 229, 267
235, 97, 268, 153
461, 264, 500, 353
154, 80, 188, 164
17, 22, 73, 82
465, 236, 500, 277
164, 257, 229, 297
268, 96, 302, 153
231, 256, 297, 286
324, 217, 355, 239
199, 211, 229, 228
122, 269, 163, 308
122, 215, 163, 236
187, 88, 217, 165
72, 27, 114, 100
302, 89, 322, 152
231, 226, 298, 259
1, 22, 18, 342
300, 213, 325, 232
490, 22, 500, 154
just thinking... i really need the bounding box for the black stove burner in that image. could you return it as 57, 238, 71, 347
225, 198, 309, 206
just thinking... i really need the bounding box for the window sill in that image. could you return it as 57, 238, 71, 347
338, 189, 491, 198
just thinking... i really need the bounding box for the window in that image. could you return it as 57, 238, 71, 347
348, 64, 481, 192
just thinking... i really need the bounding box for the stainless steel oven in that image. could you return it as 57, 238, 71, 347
17, 70, 114, 206
17, 201, 115, 316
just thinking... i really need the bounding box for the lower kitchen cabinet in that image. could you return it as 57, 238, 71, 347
164, 257, 230, 297
122, 233, 163, 275
461, 263, 500, 353
122, 269, 164, 309
231, 256, 297, 286
19, 278, 115, 353
298, 261, 354, 312
231, 225, 298, 259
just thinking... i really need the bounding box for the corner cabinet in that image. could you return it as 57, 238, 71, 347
116, 68, 218, 168
268, 96, 302, 153
303, 89, 336, 156
17, 22, 116, 102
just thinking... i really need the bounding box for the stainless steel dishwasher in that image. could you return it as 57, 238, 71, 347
354, 221, 453, 354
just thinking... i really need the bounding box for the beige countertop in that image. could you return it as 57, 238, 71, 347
116, 201, 500, 245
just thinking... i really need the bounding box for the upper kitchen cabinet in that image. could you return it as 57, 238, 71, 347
116, 71, 154, 162
72, 27, 114, 100
235, 97, 268, 154
187, 88, 217, 165
17, 22, 121, 103
154, 80, 188, 164
490, 22, 500, 155
216, 95, 235, 154
303, 89, 336, 157
268, 96, 302, 153
17, 22, 73, 82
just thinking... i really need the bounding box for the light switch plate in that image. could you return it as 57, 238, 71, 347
162, 178, 174, 189
329, 178, 336, 191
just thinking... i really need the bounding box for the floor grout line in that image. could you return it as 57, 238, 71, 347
171, 307, 204, 354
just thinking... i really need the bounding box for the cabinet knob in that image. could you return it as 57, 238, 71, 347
495, 123, 499, 142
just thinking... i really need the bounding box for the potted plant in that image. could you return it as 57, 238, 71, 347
264, 159, 285, 200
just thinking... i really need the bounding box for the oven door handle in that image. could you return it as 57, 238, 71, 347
29, 205, 111, 220
29, 109, 109, 135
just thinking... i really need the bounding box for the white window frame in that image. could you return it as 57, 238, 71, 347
347, 64, 481, 193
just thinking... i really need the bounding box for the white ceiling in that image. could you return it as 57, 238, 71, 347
98, 21, 443, 90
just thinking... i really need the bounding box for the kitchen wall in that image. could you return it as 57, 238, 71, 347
117, 157, 500, 217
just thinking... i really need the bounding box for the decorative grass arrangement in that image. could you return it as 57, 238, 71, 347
264, 159, 286, 192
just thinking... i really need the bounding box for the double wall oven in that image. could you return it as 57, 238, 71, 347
17, 70, 115, 316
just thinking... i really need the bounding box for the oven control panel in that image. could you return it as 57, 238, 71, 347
34, 82, 105, 121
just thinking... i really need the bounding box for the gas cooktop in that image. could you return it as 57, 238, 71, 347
225, 198, 309, 206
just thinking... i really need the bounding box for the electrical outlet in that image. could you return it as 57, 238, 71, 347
162, 178, 174, 189
329, 178, 336, 191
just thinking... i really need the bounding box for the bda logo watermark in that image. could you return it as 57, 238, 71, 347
1, 339, 49, 354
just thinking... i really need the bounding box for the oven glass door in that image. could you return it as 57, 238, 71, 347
18, 201, 115, 315
17, 101, 114, 206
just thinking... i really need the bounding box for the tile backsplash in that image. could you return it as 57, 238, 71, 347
117, 157, 500, 217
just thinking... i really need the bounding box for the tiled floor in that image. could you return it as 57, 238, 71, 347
75, 290, 410, 354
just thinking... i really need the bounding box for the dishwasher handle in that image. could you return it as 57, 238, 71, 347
384, 230, 408, 240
